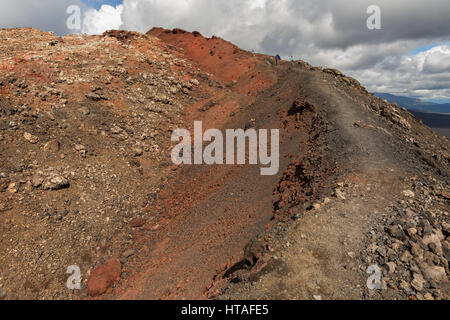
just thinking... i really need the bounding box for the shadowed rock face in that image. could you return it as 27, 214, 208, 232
0, 28, 448, 300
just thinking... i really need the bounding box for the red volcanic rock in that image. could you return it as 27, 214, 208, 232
147, 27, 256, 83
129, 217, 145, 228
87, 258, 122, 297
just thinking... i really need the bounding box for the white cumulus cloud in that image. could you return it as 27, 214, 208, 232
82, 4, 124, 35
354, 44, 450, 100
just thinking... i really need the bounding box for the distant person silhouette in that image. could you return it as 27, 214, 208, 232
275, 54, 281, 65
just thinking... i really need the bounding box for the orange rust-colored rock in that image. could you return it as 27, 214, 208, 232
87, 258, 122, 297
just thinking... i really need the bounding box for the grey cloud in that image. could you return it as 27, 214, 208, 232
118, 0, 450, 100
2, 0, 449, 100
118, 0, 450, 70
0, 0, 86, 36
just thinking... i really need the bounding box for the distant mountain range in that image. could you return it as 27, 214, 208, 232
374, 92, 450, 114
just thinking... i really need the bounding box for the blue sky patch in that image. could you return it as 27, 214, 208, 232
82, 0, 123, 10
410, 42, 450, 55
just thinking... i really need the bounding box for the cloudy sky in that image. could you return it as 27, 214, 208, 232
1, 0, 450, 102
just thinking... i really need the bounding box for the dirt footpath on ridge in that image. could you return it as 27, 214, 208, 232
113, 59, 449, 300
111, 63, 329, 299
218, 67, 449, 300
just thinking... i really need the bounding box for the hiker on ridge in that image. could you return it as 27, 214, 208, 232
275, 54, 281, 65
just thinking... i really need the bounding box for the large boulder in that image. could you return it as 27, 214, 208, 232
87, 258, 122, 297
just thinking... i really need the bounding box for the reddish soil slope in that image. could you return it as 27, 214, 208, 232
0, 28, 448, 301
